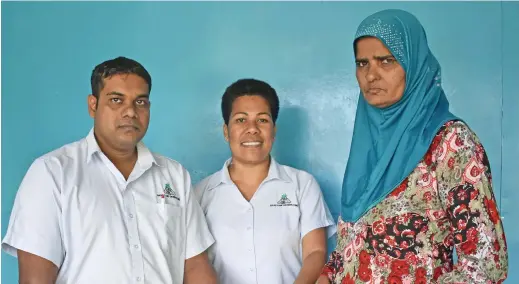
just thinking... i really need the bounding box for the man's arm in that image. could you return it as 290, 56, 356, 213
1, 158, 64, 284
184, 251, 217, 284
18, 250, 58, 284
294, 228, 327, 284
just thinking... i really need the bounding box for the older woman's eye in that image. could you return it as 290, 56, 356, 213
356, 61, 368, 67
382, 58, 396, 64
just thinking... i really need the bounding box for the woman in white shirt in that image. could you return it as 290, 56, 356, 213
194, 78, 336, 284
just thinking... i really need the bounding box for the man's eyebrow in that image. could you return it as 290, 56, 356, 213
106, 91, 124, 96
105, 92, 150, 98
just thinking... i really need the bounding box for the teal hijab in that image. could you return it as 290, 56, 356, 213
341, 9, 459, 222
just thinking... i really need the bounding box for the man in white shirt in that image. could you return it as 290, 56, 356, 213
2, 56, 217, 284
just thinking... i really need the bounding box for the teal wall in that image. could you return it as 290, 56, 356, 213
2, 2, 517, 283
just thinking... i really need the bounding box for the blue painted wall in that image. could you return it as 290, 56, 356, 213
1, 2, 516, 283
501, 1, 519, 282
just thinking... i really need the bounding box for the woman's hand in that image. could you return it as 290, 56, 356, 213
316, 275, 330, 284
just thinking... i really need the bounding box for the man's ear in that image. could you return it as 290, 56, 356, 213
87, 94, 97, 118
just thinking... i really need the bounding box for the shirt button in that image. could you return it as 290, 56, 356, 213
136, 276, 141, 281
129, 214, 134, 219
249, 268, 254, 272
247, 226, 252, 230
134, 244, 140, 250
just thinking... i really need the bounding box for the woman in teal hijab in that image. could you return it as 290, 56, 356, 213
318, 9, 507, 284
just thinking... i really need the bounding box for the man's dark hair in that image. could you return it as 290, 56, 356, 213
90, 56, 152, 98
221, 78, 280, 125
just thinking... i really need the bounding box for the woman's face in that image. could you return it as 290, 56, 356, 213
355, 37, 406, 108
224, 95, 276, 166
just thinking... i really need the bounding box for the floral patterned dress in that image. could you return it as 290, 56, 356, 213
321, 121, 508, 284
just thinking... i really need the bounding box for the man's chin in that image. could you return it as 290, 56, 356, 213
115, 135, 142, 148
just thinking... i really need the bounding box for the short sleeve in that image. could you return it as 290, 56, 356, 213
299, 174, 336, 239
183, 168, 215, 259
2, 158, 64, 268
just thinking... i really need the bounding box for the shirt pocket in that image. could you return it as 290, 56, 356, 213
136, 202, 185, 257
159, 204, 184, 254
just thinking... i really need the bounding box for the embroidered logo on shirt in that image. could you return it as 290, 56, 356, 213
157, 183, 180, 201
270, 193, 298, 207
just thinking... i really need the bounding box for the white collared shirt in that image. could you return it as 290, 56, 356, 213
2, 129, 214, 284
194, 158, 336, 284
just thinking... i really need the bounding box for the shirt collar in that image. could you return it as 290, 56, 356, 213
85, 128, 162, 168
206, 156, 292, 191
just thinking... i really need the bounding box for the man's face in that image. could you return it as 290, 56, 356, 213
88, 73, 150, 152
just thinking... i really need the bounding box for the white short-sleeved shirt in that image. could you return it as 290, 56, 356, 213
2, 129, 214, 284
194, 158, 336, 284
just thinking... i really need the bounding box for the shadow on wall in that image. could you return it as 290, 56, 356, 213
272, 106, 310, 171
272, 105, 339, 253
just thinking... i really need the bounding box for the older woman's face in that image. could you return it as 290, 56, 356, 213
355, 37, 406, 108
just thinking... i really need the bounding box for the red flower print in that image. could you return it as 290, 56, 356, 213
354, 235, 363, 250
494, 239, 501, 251
470, 165, 481, 177
424, 152, 433, 166
359, 250, 371, 264
460, 240, 477, 255
423, 191, 433, 202
484, 197, 500, 224
343, 244, 353, 261
357, 264, 372, 282
433, 267, 443, 280
374, 254, 390, 268
390, 259, 410, 277
321, 266, 334, 275
413, 217, 425, 228
415, 267, 427, 278
455, 137, 464, 147
371, 239, 378, 249
426, 134, 442, 161
452, 204, 468, 218
391, 179, 408, 197
372, 219, 386, 236
341, 273, 354, 284
448, 157, 455, 168
457, 218, 467, 230
415, 277, 427, 284
466, 227, 478, 241
470, 189, 479, 200
456, 190, 468, 201
405, 252, 418, 265
447, 191, 455, 204
384, 235, 397, 247
476, 143, 484, 158
387, 274, 403, 284
421, 173, 430, 183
